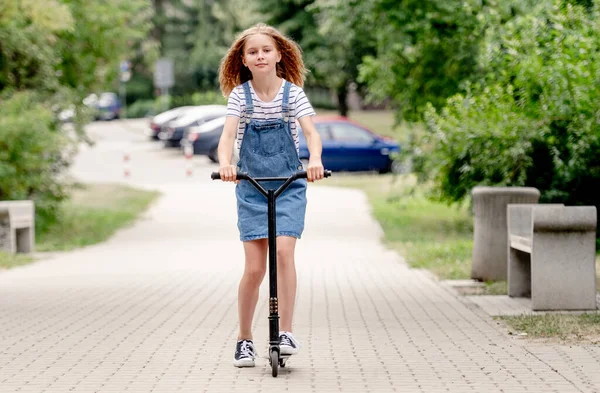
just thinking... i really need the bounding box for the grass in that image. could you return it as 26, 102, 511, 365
0, 183, 160, 269
0, 251, 33, 270
36, 183, 160, 251
499, 313, 600, 343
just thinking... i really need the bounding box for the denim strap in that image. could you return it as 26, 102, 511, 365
242, 81, 253, 124
281, 81, 291, 121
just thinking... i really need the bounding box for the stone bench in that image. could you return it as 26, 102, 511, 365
0, 201, 35, 254
471, 187, 540, 281
507, 204, 597, 310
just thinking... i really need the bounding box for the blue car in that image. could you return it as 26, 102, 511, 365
298, 116, 401, 173
95, 92, 121, 121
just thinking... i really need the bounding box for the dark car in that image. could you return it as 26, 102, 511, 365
184, 116, 227, 162
147, 106, 194, 140
160, 105, 227, 147
298, 116, 401, 173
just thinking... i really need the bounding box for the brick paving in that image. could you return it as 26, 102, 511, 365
0, 120, 598, 392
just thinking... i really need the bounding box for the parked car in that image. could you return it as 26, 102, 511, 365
95, 92, 121, 120
147, 106, 194, 140
184, 114, 401, 172
298, 116, 401, 173
184, 116, 227, 162
160, 105, 227, 147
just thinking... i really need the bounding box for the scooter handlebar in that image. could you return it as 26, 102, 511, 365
211, 170, 332, 181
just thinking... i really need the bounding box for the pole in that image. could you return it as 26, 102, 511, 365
184, 143, 193, 177
162, 87, 169, 112
123, 149, 131, 178
119, 81, 127, 119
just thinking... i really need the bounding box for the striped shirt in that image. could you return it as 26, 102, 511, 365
226, 80, 316, 152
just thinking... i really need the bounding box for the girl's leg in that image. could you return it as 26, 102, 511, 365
276, 236, 298, 332
238, 238, 268, 340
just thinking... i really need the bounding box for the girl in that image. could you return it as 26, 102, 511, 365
217, 23, 325, 368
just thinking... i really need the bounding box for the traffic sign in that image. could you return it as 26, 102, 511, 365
154, 58, 174, 89
120, 60, 131, 73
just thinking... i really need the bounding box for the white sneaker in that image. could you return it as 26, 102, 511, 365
279, 331, 300, 355
233, 339, 257, 367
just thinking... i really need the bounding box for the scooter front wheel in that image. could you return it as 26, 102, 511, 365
270, 349, 279, 377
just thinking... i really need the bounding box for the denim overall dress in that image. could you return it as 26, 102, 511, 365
235, 80, 308, 242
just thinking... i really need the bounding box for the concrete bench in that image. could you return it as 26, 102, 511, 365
0, 201, 35, 253
471, 186, 540, 281
507, 204, 597, 310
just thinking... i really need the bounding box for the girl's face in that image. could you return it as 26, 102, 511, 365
242, 34, 281, 76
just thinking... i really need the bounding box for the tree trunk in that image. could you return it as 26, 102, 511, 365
337, 84, 349, 117
152, 0, 166, 53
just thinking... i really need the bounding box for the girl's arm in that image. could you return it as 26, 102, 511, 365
297, 116, 325, 182
217, 116, 240, 182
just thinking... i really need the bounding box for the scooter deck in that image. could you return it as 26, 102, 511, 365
279, 354, 291, 367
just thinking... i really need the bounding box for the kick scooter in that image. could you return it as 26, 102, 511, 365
211, 169, 331, 377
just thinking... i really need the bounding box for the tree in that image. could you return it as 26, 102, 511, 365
419, 0, 600, 240
0, 1, 73, 94
356, 0, 489, 122
0, 1, 76, 226
310, 0, 377, 115
0, 0, 154, 227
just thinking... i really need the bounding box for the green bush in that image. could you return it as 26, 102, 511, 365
124, 73, 155, 104
126, 99, 156, 118
416, 1, 600, 243
0, 92, 74, 230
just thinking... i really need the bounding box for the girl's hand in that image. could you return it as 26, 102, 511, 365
297, 117, 324, 182
219, 164, 237, 182
306, 159, 324, 182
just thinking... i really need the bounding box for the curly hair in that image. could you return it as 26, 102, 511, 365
218, 23, 307, 97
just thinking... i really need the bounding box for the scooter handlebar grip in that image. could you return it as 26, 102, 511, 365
212, 172, 250, 180
296, 170, 332, 179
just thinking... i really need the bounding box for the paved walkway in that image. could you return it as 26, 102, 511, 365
1, 120, 599, 392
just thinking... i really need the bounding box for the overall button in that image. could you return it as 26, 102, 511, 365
298, 165, 303, 170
